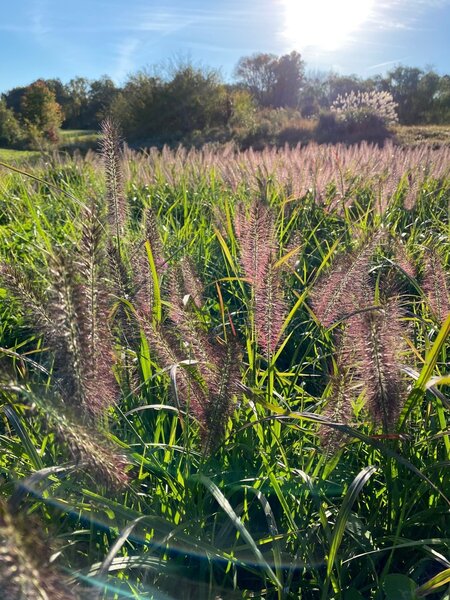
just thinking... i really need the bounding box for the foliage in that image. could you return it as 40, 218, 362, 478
1, 60, 450, 154
110, 65, 228, 144
237, 107, 315, 148
235, 51, 305, 108
311, 90, 400, 144
2, 76, 118, 134
2, 59, 449, 151
300, 67, 450, 125
20, 79, 63, 147
331, 90, 398, 126
382, 66, 439, 125
0, 99, 24, 147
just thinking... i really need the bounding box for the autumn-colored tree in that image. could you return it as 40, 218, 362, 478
20, 79, 63, 144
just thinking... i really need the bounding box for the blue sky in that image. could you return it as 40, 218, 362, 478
1, 0, 450, 92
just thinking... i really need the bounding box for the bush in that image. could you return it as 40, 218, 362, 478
237, 107, 313, 148
277, 116, 315, 146
315, 90, 398, 144
331, 90, 398, 126
227, 89, 256, 130
0, 100, 24, 147
110, 65, 228, 145
314, 111, 345, 143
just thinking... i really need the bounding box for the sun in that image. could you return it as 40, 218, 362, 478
280, 0, 375, 52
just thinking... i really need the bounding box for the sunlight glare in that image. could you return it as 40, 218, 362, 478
280, 0, 375, 52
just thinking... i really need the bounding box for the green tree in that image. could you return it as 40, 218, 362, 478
62, 77, 90, 128
235, 51, 305, 108
433, 75, 450, 122
0, 99, 24, 147
163, 65, 227, 133
3, 85, 28, 114
86, 76, 119, 127
272, 51, 305, 107
417, 70, 441, 122
382, 66, 423, 124
298, 71, 330, 116
327, 73, 368, 101
110, 71, 165, 139
111, 64, 227, 142
235, 53, 278, 106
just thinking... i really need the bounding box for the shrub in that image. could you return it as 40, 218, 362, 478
238, 107, 312, 148
315, 90, 398, 144
331, 90, 398, 126
0, 100, 24, 147
314, 111, 346, 143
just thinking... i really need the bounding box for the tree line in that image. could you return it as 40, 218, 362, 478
1, 52, 450, 149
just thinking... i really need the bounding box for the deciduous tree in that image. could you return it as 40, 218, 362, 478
20, 79, 63, 144
235, 51, 305, 108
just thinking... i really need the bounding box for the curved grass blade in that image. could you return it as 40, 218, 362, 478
416, 568, 450, 597
327, 466, 377, 578
323, 466, 377, 598
252, 397, 450, 508
1, 404, 44, 470
191, 473, 282, 590
400, 312, 450, 428
96, 516, 147, 579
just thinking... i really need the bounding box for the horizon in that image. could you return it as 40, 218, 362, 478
1, 0, 450, 94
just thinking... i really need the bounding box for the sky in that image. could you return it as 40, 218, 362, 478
1, 0, 450, 92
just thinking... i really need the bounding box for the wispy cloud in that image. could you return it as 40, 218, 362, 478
112, 38, 140, 82
131, 6, 237, 36
367, 58, 409, 70
368, 0, 450, 31
30, 0, 51, 43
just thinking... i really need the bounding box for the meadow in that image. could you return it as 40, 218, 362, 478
0, 126, 449, 599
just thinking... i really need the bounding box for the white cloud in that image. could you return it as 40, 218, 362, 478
30, 0, 51, 43
369, 0, 450, 31
112, 38, 140, 82
367, 58, 409, 70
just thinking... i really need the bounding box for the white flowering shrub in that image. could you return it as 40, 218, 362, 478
331, 90, 398, 126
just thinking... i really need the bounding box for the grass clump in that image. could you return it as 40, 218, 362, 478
0, 127, 448, 599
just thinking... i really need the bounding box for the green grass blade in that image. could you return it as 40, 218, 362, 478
416, 568, 450, 597
191, 473, 282, 589
400, 312, 450, 428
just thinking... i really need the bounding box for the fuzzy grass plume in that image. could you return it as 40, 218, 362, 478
100, 118, 127, 249
133, 208, 166, 318
1, 249, 118, 418
318, 368, 355, 454
0, 500, 82, 600
52, 411, 130, 492
310, 232, 383, 328
137, 257, 241, 449
422, 247, 450, 324
234, 198, 288, 357
344, 298, 408, 432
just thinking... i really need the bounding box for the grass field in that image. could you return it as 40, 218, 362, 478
0, 129, 449, 599
0, 130, 99, 164
0, 147, 40, 163
0, 123, 449, 166
58, 128, 100, 151
394, 124, 450, 147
